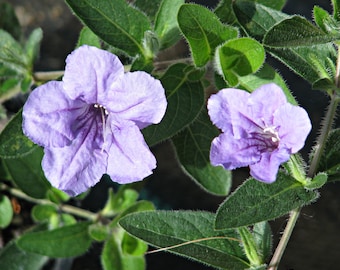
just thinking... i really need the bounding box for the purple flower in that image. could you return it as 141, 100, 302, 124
22, 45, 167, 196
207, 83, 311, 182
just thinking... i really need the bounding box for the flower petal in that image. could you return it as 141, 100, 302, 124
249, 149, 290, 183
62, 45, 124, 104
274, 103, 312, 153
41, 126, 107, 196
247, 83, 287, 126
208, 88, 252, 138
106, 71, 167, 129
210, 133, 261, 170
105, 119, 156, 183
22, 81, 85, 148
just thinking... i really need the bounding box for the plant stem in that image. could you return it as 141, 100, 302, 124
268, 50, 340, 270
2, 184, 98, 221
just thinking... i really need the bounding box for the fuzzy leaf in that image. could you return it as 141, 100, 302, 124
172, 109, 232, 195
17, 222, 92, 257
215, 173, 318, 229
0, 194, 13, 228
120, 210, 250, 269
66, 0, 151, 57
178, 4, 238, 67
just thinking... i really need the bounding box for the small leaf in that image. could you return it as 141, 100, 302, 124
313, 6, 339, 34
252, 221, 272, 262
76, 27, 101, 48
66, 0, 151, 57
215, 173, 318, 229
264, 16, 340, 47
0, 194, 13, 228
17, 222, 92, 257
0, 3, 22, 40
214, 0, 237, 24
178, 3, 238, 67
31, 204, 57, 222
89, 223, 110, 241
3, 147, 51, 199
332, 0, 340, 21
305, 172, 328, 190
0, 240, 48, 270
172, 109, 232, 196
133, 0, 162, 21
120, 210, 250, 269
25, 28, 43, 67
142, 63, 205, 146
101, 233, 146, 270
238, 227, 262, 266
0, 110, 37, 158
215, 37, 265, 86
154, 0, 184, 49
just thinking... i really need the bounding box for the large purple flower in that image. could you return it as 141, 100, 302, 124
23, 45, 167, 196
208, 83, 311, 182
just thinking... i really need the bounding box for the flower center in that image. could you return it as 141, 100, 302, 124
251, 125, 280, 152
94, 103, 109, 151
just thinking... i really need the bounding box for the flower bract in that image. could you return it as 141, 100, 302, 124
207, 83, 311, 183
23, 45, 167, 196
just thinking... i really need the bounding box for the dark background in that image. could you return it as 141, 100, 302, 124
2, 0, 340, 269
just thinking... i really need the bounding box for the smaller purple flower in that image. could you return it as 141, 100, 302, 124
207, 83, 311, 182
22, 45, 167, 196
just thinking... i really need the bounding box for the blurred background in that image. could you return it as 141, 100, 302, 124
1, 0, 339, 269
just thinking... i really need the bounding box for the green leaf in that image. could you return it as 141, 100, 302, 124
0, 240, 48, 270
317, 128, 340, 179
172, 109, 232, 196
313, 6, 339, 35
25, 28, 43, 68
178, 4, 238, 67
214, 0, 236, 24
120, 210, 250, 269
332, 0, 340, 21
142, 63, 205, 146
101, 232, 146, 270
252, 221, 272, 263
0, 3, 22, 40
0, 29, 27, 73
237, 227, 262, 266
89, 223, 110, 241
264, 16, 340, 47
0, 194, 13, 228
133, 0, 162, 21
268, 44, 336, 84
17, 222, 92, 257
31, 204, 57, 222
154, 0, 184, 49
255, 0, 286, 10
238, 63, 297, 105
305, 172, 328, 190
215, 37, 265, 86
0, 110, 37, 158
233, 1, 289, 41
3, 147, 51, 199
77, 27, 101, 48
215, 173, 318, 229
66, 0, 151, 57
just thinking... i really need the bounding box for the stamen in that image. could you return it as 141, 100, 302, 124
94, 103, 108, 152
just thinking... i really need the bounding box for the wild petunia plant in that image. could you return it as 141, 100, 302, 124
0, 0, 339, 270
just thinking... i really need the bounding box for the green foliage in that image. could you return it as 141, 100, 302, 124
3, 146, 51, 199
154, 0, 183, 49
66, 0, 151, 57
252, 221, 272, 263
178, 3, 238, 67
77, 27, 101, 48
0, 3, 21, 40
215, 173, 318, 229
317, 128, 340, 181
172, 109, 232, 196
17, 222, 93, 257
0, 240, 48, 270
142, 63, 205, 146
215, 37, 265, 86
120, 210, 250, 269
0, 110, 37, 158
264, 16, 340, 47
0, 194, 13, 228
